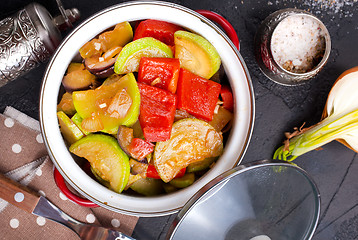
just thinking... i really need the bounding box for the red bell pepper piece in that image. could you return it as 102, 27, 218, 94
127, 138, 154, 160
177, 68, 221, 121
133, 19, 183, 46
138, 57, 180, 94
138, 83, 177, 142
146, 164, 186, 179
220, 85, 234, 112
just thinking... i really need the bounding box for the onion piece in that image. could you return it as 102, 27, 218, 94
274, 66, 358, 161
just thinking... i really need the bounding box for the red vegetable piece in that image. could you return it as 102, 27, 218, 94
220, 85, 234, 112
140, 126, 172, 143
138, 83, 177, 142
133, 19, 183, 46
177, 68, 221, 121
127, 138, 154, 160
138, 57, 180, 94
146, 164, 186, 179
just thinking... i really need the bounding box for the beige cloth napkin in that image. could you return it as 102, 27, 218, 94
0, 106, 138, 239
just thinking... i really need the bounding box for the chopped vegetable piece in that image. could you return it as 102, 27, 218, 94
91, 166, 111, 188
67, 62, 84, 73
57, 111, 84, 144
72, 73, 140, 134
79, 22, 133, 59
273, 66, 358, 161
169, 173, 195, 188
174, 30, 221, 79
138, 57, 180, 94
71, 113, 89, 135
177, 68, 221, 121
138, 82, 176, 142
130, 177, 164, 196
154, 118, 223, 182
69, 134, 130, 193
125, 174, 143, 190
132, 120, 144, 139
101, 73, 122, 86
209, 106, 233, 132
91, 67, 115, 79
117, 126, 134, 156
174, 109, 193, 122
129, 159, 147, 175
107, 88, 133, 119
84, 55, 116, 73
127, 138, 154, 160
84, 46, 122, 78
163, 183, 177, 193
141, 127, 172, 143
99, 22, 133, 52
81, 112, 104, 132
187, 157, 218, 173
79, 39, 103, 59
146, 164, 186, 179
114, 37, 173, 74
146, 165, 158, 178
133, 19, 183, 46
129, 159, 148, 176
220, 85, 234, 112
62, 64, 96, 92
57, 92, 76, 116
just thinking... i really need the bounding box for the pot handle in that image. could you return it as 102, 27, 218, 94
54, 168, 99, 208
196, 10, 240, 51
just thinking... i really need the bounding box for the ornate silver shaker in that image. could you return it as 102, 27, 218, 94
0, 1, 80, 87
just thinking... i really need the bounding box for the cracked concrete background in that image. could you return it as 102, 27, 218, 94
0, 0, 357, 239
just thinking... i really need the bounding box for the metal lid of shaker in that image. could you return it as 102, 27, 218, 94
25, 2, 80, 53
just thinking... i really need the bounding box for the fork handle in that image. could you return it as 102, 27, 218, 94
0, 173, 40, 213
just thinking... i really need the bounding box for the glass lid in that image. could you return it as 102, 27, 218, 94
167, 160, 320, 240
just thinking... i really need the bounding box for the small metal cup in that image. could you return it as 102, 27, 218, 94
254, 9, 331, 86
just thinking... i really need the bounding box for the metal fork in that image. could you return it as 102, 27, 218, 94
0, 173, 135, 240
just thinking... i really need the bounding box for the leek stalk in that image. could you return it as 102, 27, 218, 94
274, 108, 358, 161
273, 66, 358, 161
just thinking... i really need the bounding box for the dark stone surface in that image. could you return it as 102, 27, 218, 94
1, 0, 358, 239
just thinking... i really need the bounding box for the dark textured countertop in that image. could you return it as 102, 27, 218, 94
1, 0, 358, 239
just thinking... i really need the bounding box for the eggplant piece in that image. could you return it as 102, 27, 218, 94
138, 156, 149, 164
92, 66, 114, 78
117, 125, 134, 156
117, 125, 152, 161
62, 64, 96, 92
129, 159, 148, 176
84, 57, 116, 73
84, 46, 122, 78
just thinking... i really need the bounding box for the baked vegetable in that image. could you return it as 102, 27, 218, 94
174, 30, 221, 79
70, 134, 130, 193
153, 118, 223, 182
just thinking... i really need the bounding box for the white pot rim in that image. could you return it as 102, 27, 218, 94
39, 0, 255, 217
